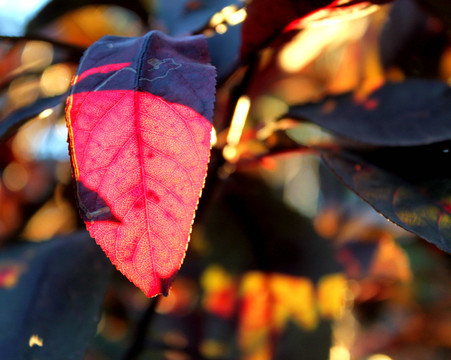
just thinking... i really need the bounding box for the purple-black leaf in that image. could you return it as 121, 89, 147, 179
285, 80, 451, 147
322, 145, 451, 253
0, 93, 68, 143
0, 231, 112, 359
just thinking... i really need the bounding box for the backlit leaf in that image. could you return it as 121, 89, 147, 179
285, 80, 451, 147
322, 146, 451, 253
66, 31, 216, 297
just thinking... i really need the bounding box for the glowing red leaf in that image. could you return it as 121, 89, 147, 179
66, 31, 216, 297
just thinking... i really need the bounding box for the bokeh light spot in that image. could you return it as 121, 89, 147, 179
21, 41, 53, 71
330, 345, 350, 360
3, 162, 29, 192
40, 64, 73, 96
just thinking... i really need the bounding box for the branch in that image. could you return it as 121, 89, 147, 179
122, 296, 160, 360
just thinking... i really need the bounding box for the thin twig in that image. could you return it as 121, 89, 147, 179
196, 54, 260, 221
122, 296, 160, 360
233, 145, 318, 169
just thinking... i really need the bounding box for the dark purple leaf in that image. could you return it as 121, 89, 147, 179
155, 0, 241, 36
321, 145, 451, 253
155, 0, 242, 79
286, 80, 451, 147
0, 93, 68, 143
379, 0, 435, 70
206, 24, 241, 82
0, 231, 112, 359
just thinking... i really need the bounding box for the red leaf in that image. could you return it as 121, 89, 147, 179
66, 31, 216, 297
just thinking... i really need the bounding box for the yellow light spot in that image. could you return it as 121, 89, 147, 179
278, 4, 374, 73
201, 265, 234, 293
210, 127, 217, 147
222, 144, 237, 162
8, 76, 40, 109
329, 345, 350, 360
40, 64, 73, 96
226, 8, 247, 25
12, 116, 46, 161
367, 355, 393, 360
221, 5, 237, 17
241, 271, 266, 294
270, 274, 317, 330
38, 108, 54, 119
303, 4, 379, 29
200, 340, 228, 358
223, 96, 251, 162
0, 266, 22, 288
3, 272, 18, 288
29, 334, 43, 347
21, 41, 53, 71
22, 199, 77, 242
227, 96, 250, 146
318, 273, 347, 319
209, 12, 224, 27
215, 23, 228, 34
279, 26, 338, 73
3, 162, 29, 192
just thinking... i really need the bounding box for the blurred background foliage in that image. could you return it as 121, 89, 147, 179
0, 0, 450, 359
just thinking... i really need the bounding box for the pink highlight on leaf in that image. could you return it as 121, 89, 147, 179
67, 89, 212, 297
77, 62, 132, 82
